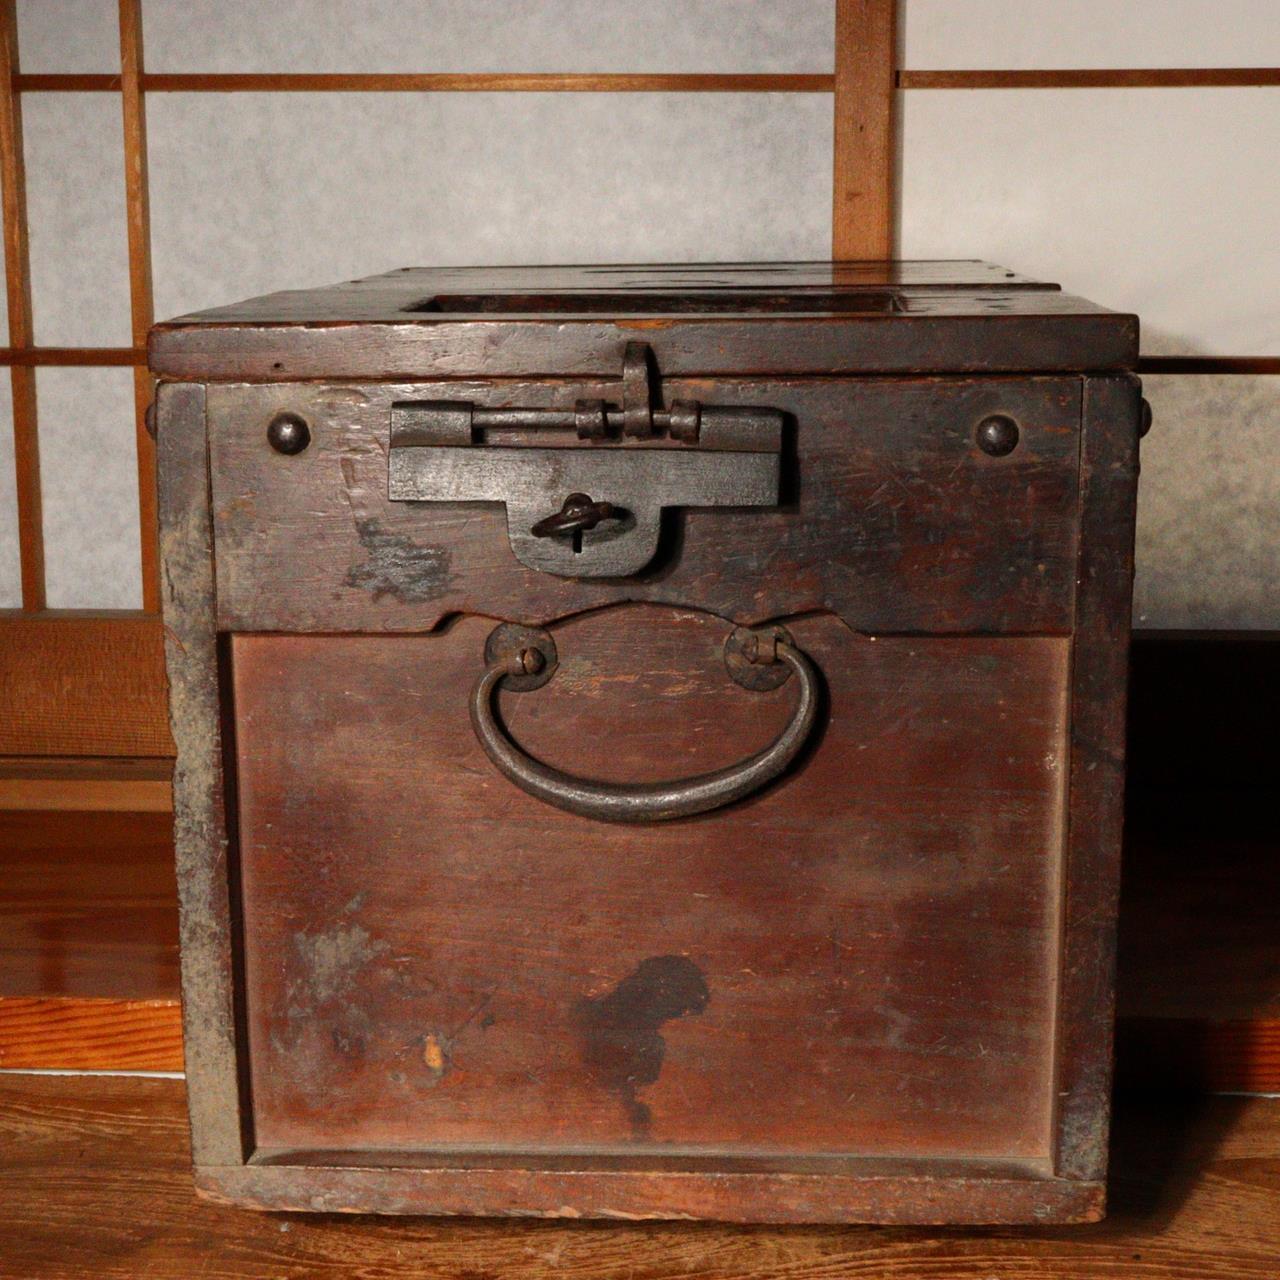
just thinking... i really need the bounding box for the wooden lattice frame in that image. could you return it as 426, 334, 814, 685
0, 0, 1277, 762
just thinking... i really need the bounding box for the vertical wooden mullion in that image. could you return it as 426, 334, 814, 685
0, 0, 44, 610
832, 0, 897, 259
119, 0, 158, 611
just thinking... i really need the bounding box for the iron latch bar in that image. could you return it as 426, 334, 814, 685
387, 342, 785, 579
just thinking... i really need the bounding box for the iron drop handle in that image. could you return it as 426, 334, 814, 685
469, 624, 819, 823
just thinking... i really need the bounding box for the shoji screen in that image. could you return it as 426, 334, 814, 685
2, 0, 1276, 761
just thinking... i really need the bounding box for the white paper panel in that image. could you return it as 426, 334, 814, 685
902, 89, 1280, 357
16, 0, 119, 74
0, 377, 19, 607
148, 92, 832, 321
1135, 376, 1280, 629
904, 0, 1280, 69
144, 0, 835, 73
22, 94, 132, 347
38, 367, 141, 609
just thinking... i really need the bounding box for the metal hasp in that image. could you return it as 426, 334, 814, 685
387, 342, 784, 578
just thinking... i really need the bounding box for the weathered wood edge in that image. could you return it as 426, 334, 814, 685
1053, 374, 1141, 1185
148, 314, 1139, 382
156, 380, 247, 1165
193, 1164, 1104, 1224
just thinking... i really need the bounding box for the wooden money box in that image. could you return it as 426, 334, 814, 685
152, 262, 1142, 1222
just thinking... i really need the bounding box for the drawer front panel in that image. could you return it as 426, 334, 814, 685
231, 608, 1068, 1160
207, 377, 1081, 635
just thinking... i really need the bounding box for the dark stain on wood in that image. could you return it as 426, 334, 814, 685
575, 955, 710, 1138
345, 518, 455, 603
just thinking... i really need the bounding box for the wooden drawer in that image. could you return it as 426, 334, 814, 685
232, 615, 1068, 1163
206, 376, 1082, 635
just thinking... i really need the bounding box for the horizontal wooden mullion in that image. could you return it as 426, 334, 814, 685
16, 71, 834, 94
12, 72, 121, 91
900, 67, 1280, 90
0, 345, 144, 366
16, 70, 1280, 94
1137, 356, 1280, 375
145, 71, 836, 93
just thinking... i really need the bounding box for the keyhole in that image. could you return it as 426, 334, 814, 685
571, 529, 583, 554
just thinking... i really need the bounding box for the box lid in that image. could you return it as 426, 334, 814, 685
148, 261, 1138, 380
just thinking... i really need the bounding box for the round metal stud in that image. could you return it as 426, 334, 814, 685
975, 414, 1020, 457
1140, 397, 1153, 438
267, 411, 311, 455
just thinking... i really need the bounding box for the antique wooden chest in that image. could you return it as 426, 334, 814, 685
152, 262, 1142, 1224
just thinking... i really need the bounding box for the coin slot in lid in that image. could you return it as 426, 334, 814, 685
405, 290, 904, 315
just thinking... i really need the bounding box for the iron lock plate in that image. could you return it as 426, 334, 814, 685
386, 343, 784, 578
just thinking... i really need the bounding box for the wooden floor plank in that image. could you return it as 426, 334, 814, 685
0, 997, 182, 1070
0, 758, 172, 811
0, 809, 178, 1000
0, 1076, 1276, 1278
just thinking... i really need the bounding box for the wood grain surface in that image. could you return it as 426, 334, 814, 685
0, 996, 180, 1070
7, 622, 1278, 1085
231, 617, 1069, 1165
0, 807, 180, 1070
0, 614, 171, 758
0, 808, 178, 1001
833, 0, 896, 258
0, 756, 171, 811
157, 380, 247, 1167
0, 1075, 1276, 1279
1051, 375, 1140, 1183
146, 263, 1137, 381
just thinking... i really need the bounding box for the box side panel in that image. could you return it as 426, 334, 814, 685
157, 380, 247, 1166
1053, 374, 1141, 1183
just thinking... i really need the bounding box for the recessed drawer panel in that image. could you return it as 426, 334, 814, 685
206, 376, 1081, 635
231, 609, 1068, 1161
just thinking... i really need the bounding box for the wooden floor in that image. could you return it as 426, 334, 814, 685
0, 1073, 1276, 1279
